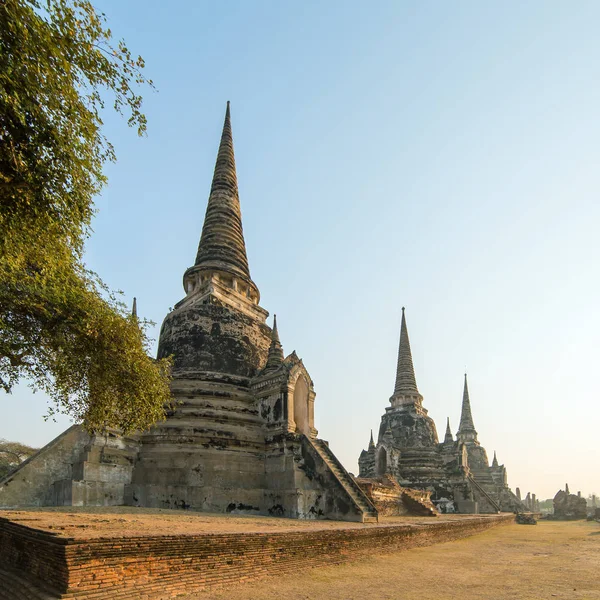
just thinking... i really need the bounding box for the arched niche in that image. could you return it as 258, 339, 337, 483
377, 446, 388, 476
292, 375, 310, 436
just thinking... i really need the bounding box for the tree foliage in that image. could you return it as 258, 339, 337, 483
0, 439, 38, 479
0, 0, 172, 432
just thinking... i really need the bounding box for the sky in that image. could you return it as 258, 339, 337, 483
4, 0, 600, 500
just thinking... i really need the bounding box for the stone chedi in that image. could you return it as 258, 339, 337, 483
552, 485, 588, 520
0, 104, 377, 522
358, 309, 523, 513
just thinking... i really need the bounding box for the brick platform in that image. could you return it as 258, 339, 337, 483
0, 513, 514, 599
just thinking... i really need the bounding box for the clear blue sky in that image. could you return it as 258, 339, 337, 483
5, 0, 600, 500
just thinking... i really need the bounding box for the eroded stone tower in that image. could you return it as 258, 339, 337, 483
358, 309, 524, 514
0, 104, 377, 522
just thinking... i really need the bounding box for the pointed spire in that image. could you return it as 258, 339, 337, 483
393, 307, 418, 395
271, 313, 280, 344
194, 102, 252, 280
131, 297, 137, 319
263, 314, 284, 373
457, 373, 477, 440
369, 429, 375, 450
444, 417, 454, 444
492, 451, 498, 467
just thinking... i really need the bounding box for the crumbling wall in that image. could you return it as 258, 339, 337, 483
356, 477, 437, 516
0, 426, 90, 508
552, 489, 588, 520
357, 477, 405, 515
0, 426, 142, 509
53, 431, 140, 507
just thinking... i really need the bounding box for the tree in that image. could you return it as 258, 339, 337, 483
0, 0, 172, 433
0, 439, 38, 479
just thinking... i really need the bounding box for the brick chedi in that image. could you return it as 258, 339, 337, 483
358, 309, 524, 514
0, 104, 377, 523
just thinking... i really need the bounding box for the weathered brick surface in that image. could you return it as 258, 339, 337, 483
0, 515, 513, 599
0, 520, 69, 589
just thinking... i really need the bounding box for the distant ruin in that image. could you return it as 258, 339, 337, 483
357, 309, 524, 514
552, 485, 588, 520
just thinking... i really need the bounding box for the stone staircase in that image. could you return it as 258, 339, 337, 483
468, 475, 501, 513
310, 438, 379, 523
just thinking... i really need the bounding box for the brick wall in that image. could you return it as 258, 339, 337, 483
0, 520, 68, 591
0, 515, 513, 599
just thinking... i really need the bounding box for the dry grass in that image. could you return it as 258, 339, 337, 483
186, 520, 600, 600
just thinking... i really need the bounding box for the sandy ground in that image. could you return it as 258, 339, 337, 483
182, 520, 600, 600
0, 507, 498, 539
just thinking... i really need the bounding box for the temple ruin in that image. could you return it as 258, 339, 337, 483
0, 103, 377, 522
552, 484, 588, 519
357, 308, 524, 513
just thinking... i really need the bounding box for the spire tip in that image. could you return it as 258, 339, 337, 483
193, 98, 252, 281
392, 305, 418, 395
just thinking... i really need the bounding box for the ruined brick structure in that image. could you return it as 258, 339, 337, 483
0, 513, 513, 599
0, 104, 377, 522
358, 309, 524, 514
355, 475, 438, 516
552, 485, 588, 519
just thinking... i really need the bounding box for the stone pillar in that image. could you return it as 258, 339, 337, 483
285, 384, 297, 433
308, 390, 317, 439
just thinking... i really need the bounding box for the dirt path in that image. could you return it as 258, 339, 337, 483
187, 520, 600, 600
